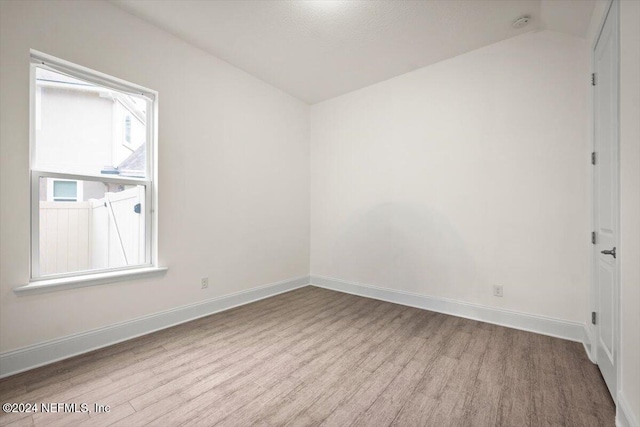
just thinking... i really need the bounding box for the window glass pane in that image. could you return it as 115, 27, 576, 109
34, 67, 148, 178
39, 177, 147, 276
53, 180, 77, 199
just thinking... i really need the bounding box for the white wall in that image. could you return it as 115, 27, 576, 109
310, 30, 590, 323
0, 0, 310, 352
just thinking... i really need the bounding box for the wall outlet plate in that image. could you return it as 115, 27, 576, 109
493, 285, 503, 297
201, 277, 209, 289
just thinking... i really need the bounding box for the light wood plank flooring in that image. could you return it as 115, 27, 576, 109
0, 286, 615, 426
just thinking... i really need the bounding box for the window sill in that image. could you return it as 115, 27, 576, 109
14, 267, 168, 295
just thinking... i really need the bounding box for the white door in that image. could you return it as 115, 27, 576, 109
593, 0, 619, 400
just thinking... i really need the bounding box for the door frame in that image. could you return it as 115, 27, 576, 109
589, 0, 620, 404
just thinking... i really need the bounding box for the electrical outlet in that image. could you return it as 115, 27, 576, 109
493, 285, 503, 297
201, 277, 209, 289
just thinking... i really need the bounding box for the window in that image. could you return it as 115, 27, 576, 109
48, 179, 82, 202
29, 51, 158, 283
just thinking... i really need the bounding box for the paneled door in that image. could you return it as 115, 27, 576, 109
592, 0, 619, 401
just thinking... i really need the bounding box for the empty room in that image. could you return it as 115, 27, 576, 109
0, 0, 639, 426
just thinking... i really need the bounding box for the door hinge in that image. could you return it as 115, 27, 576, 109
592, 152, 596, 165
592, 73, 597, 86
592, 231, 596, 245
592, 311, 597, 325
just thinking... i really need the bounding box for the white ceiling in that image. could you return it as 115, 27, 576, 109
112, 0, 596, 104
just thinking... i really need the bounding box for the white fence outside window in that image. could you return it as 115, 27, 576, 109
39, 187, 145, 276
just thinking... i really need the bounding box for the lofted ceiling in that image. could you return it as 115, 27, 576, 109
112, 0, 596, 104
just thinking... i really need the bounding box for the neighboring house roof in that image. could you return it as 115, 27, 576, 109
116, 144, 146, 178
100, 144, 145, 178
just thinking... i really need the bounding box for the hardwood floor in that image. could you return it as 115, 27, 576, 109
0, 286, 615, 426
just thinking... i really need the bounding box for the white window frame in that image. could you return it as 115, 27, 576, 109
20, 50, 164, 293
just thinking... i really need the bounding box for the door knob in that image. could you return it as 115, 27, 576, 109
601, 247, 616, 259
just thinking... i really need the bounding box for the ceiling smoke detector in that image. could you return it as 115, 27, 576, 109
512, 16, 531, 29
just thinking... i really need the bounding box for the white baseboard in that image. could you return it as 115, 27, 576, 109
310, 275, 585, 343
0, 275, 310, 379
617, 391, 639, 427
583, 325, 597, 363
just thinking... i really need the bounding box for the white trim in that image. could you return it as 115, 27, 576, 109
15, 267, 169, 295
30, 49, 156, 101
30, 64, 38, 278
592, 0, 615, 50
1, 275, 310, 378
145, 83, 156, 269
583, 324, 597, 363
32, 169, 150, 186
310, 275, 585, 342
616, 391, 638, 427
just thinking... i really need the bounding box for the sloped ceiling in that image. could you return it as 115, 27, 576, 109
112, 0, 596, 104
